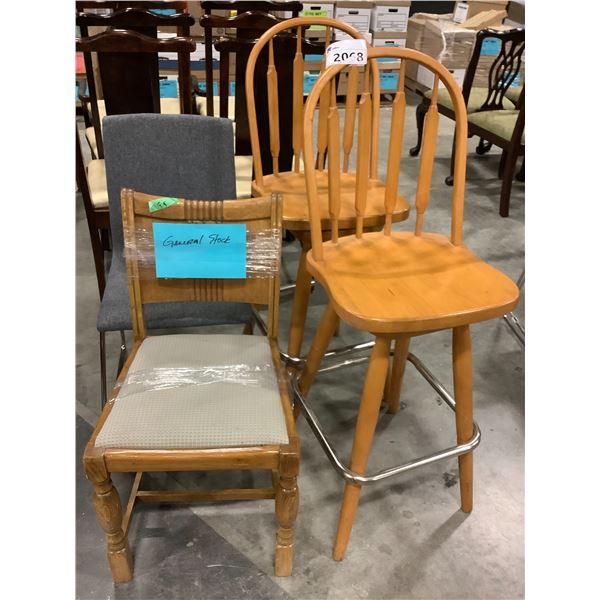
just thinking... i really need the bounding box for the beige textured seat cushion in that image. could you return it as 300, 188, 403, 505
235, 155, 253, 199
504, 85, 523, 105
85, 98, 182, 156
196, 95, 236, 120
95, 334, 289, 449
86, 159, 108, 209
468, 109, 523, 143
425, 87, 515, 113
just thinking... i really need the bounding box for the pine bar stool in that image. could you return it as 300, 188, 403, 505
293, 47, 520, 560
245, 17, 411, 366
83, 190, 299, 581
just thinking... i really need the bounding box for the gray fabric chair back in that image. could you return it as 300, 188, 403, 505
103, 113, 237, 259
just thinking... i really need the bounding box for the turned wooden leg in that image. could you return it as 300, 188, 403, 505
333, 336, 391, 561
384, 335, 410, 415
287, 247, 313, 369
295, 303, 340, 418
499, 145, 520, 217
452, 325, 474, 513
86, 464, 133, 582
275, 441, 299, 576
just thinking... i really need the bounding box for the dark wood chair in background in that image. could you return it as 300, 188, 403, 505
410, 28, 525, 217
76, 6, 195, 160
76, 128, 109, 299
199, 2, 304, 197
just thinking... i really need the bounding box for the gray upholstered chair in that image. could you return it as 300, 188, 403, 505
98, 113, 252, 403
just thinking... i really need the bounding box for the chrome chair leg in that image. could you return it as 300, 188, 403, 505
117, 330, 128, 373
291, 352, 481, 485
100, 331, 107, 407
503, 270, 525, 347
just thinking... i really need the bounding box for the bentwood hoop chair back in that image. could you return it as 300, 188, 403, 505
298, 47, 520, 560
246, 17, 411, 364
84, 189, 300, 581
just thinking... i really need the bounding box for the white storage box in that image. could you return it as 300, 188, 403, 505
334, 1, 373, 33
370, 1, 411, 32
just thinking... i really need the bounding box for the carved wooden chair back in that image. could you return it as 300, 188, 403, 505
462, 27, 525, 113
303, 46, 468, 260
122, 189, 282, 342
76, 10, 195, 158
246, 17, 379, 187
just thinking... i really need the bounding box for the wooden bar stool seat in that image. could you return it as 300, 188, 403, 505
254, 171, 409, 232
306, 231, 518, 334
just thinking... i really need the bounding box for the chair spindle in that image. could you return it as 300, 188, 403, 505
317, 27, 332, 171
354, 85, 372, 239
383, 60, 407, 236
292, 27, 304, 172
343, 66, 358, 173
414, 74, 440, 236
327, 77, 341, 242
267, 39, 280, 176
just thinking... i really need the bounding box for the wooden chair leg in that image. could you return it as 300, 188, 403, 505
409, 98, 428, 156
384, 335, 410, 414
516, 157, 525, 182
452, 325, 474, 513
498, 149, 507, 179
243, 315, 255, 335
274, 441, 299, 576
86, 461, 133, 583
296, 303, 340, 418
445, 129, 457, 186
332, 336, 391, 561
499, 145, 520, 217
287, 247, 313, 369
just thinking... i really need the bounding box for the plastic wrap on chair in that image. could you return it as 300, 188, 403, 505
114, 364, 275, 399
123, 220, 281, 279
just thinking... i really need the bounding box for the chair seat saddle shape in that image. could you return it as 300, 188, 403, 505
95, 334, 288, 449
307, 231, 518, 334
296, 47, 520, 562
84, 190, 299, 582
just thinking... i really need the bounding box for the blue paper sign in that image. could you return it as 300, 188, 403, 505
304, 73, 319, 95
152, 223, 247, 279
380, 72, 399, 91
481, 37, 501, 56
159, 79, 178, 98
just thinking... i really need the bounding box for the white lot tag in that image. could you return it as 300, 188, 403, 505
326, 39, 368, 68
453, 1, 468, 23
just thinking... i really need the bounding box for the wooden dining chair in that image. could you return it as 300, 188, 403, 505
410, 28, 525, 217
296, 47, 520, 560
76, 9, 195, 159
199, 7, 302, 198
246, 17, 411, 366
83, 189, 299, 581
76, 127, 109, 298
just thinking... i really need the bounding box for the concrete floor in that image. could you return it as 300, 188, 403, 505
76, 92, 524, 599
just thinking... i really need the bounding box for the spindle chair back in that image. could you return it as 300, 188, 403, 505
304, 46, 468, 261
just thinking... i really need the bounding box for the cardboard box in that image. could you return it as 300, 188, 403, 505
335, 30, 373, 42
372, 31, 407, 47
370, 1, 411, 33
506, 0, 524, 25
416, 63, 465, 88
453, 0, 508, 23
335, 1, 373, 33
